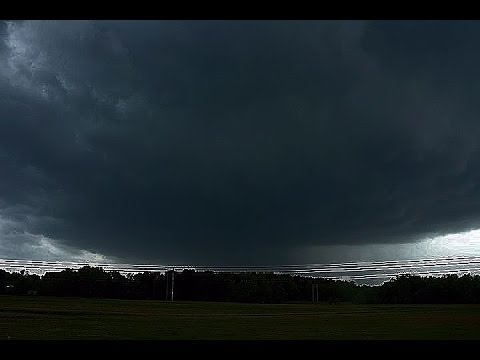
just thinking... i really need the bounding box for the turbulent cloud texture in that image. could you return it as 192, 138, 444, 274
1, 20, 480, 264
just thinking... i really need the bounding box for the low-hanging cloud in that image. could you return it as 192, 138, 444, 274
2, 20, 480, 265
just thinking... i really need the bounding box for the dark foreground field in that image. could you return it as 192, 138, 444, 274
1, 295, 480, 339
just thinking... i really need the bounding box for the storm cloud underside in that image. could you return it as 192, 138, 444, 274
1, 20, 480, 264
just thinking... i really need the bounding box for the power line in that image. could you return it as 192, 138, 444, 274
2, 256, 480, 283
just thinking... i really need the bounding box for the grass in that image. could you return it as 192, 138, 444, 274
1, 295, 480, 339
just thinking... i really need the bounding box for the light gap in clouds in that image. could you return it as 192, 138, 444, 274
3, 255, 480, 285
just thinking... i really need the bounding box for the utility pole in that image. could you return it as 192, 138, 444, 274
153, 275, 156, 299
165, 270, 169, 301
312, 283, 315, 304
316, 283, 319, 303
171, 267, 175, 301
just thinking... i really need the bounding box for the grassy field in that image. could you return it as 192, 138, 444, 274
1, 295, 480, 339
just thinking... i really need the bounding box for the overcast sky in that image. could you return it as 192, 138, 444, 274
2, 20, 480, 266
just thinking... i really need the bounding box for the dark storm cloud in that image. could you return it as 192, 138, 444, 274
2, 20, 480, 264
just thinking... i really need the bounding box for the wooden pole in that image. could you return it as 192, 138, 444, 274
171, 268, 175, 301
165, 270, 169, 300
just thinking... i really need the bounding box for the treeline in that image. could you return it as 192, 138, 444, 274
2, 266, 480, 304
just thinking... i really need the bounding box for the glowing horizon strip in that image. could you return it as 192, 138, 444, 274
3, 255, 480, 284
3, 254, 480, 270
